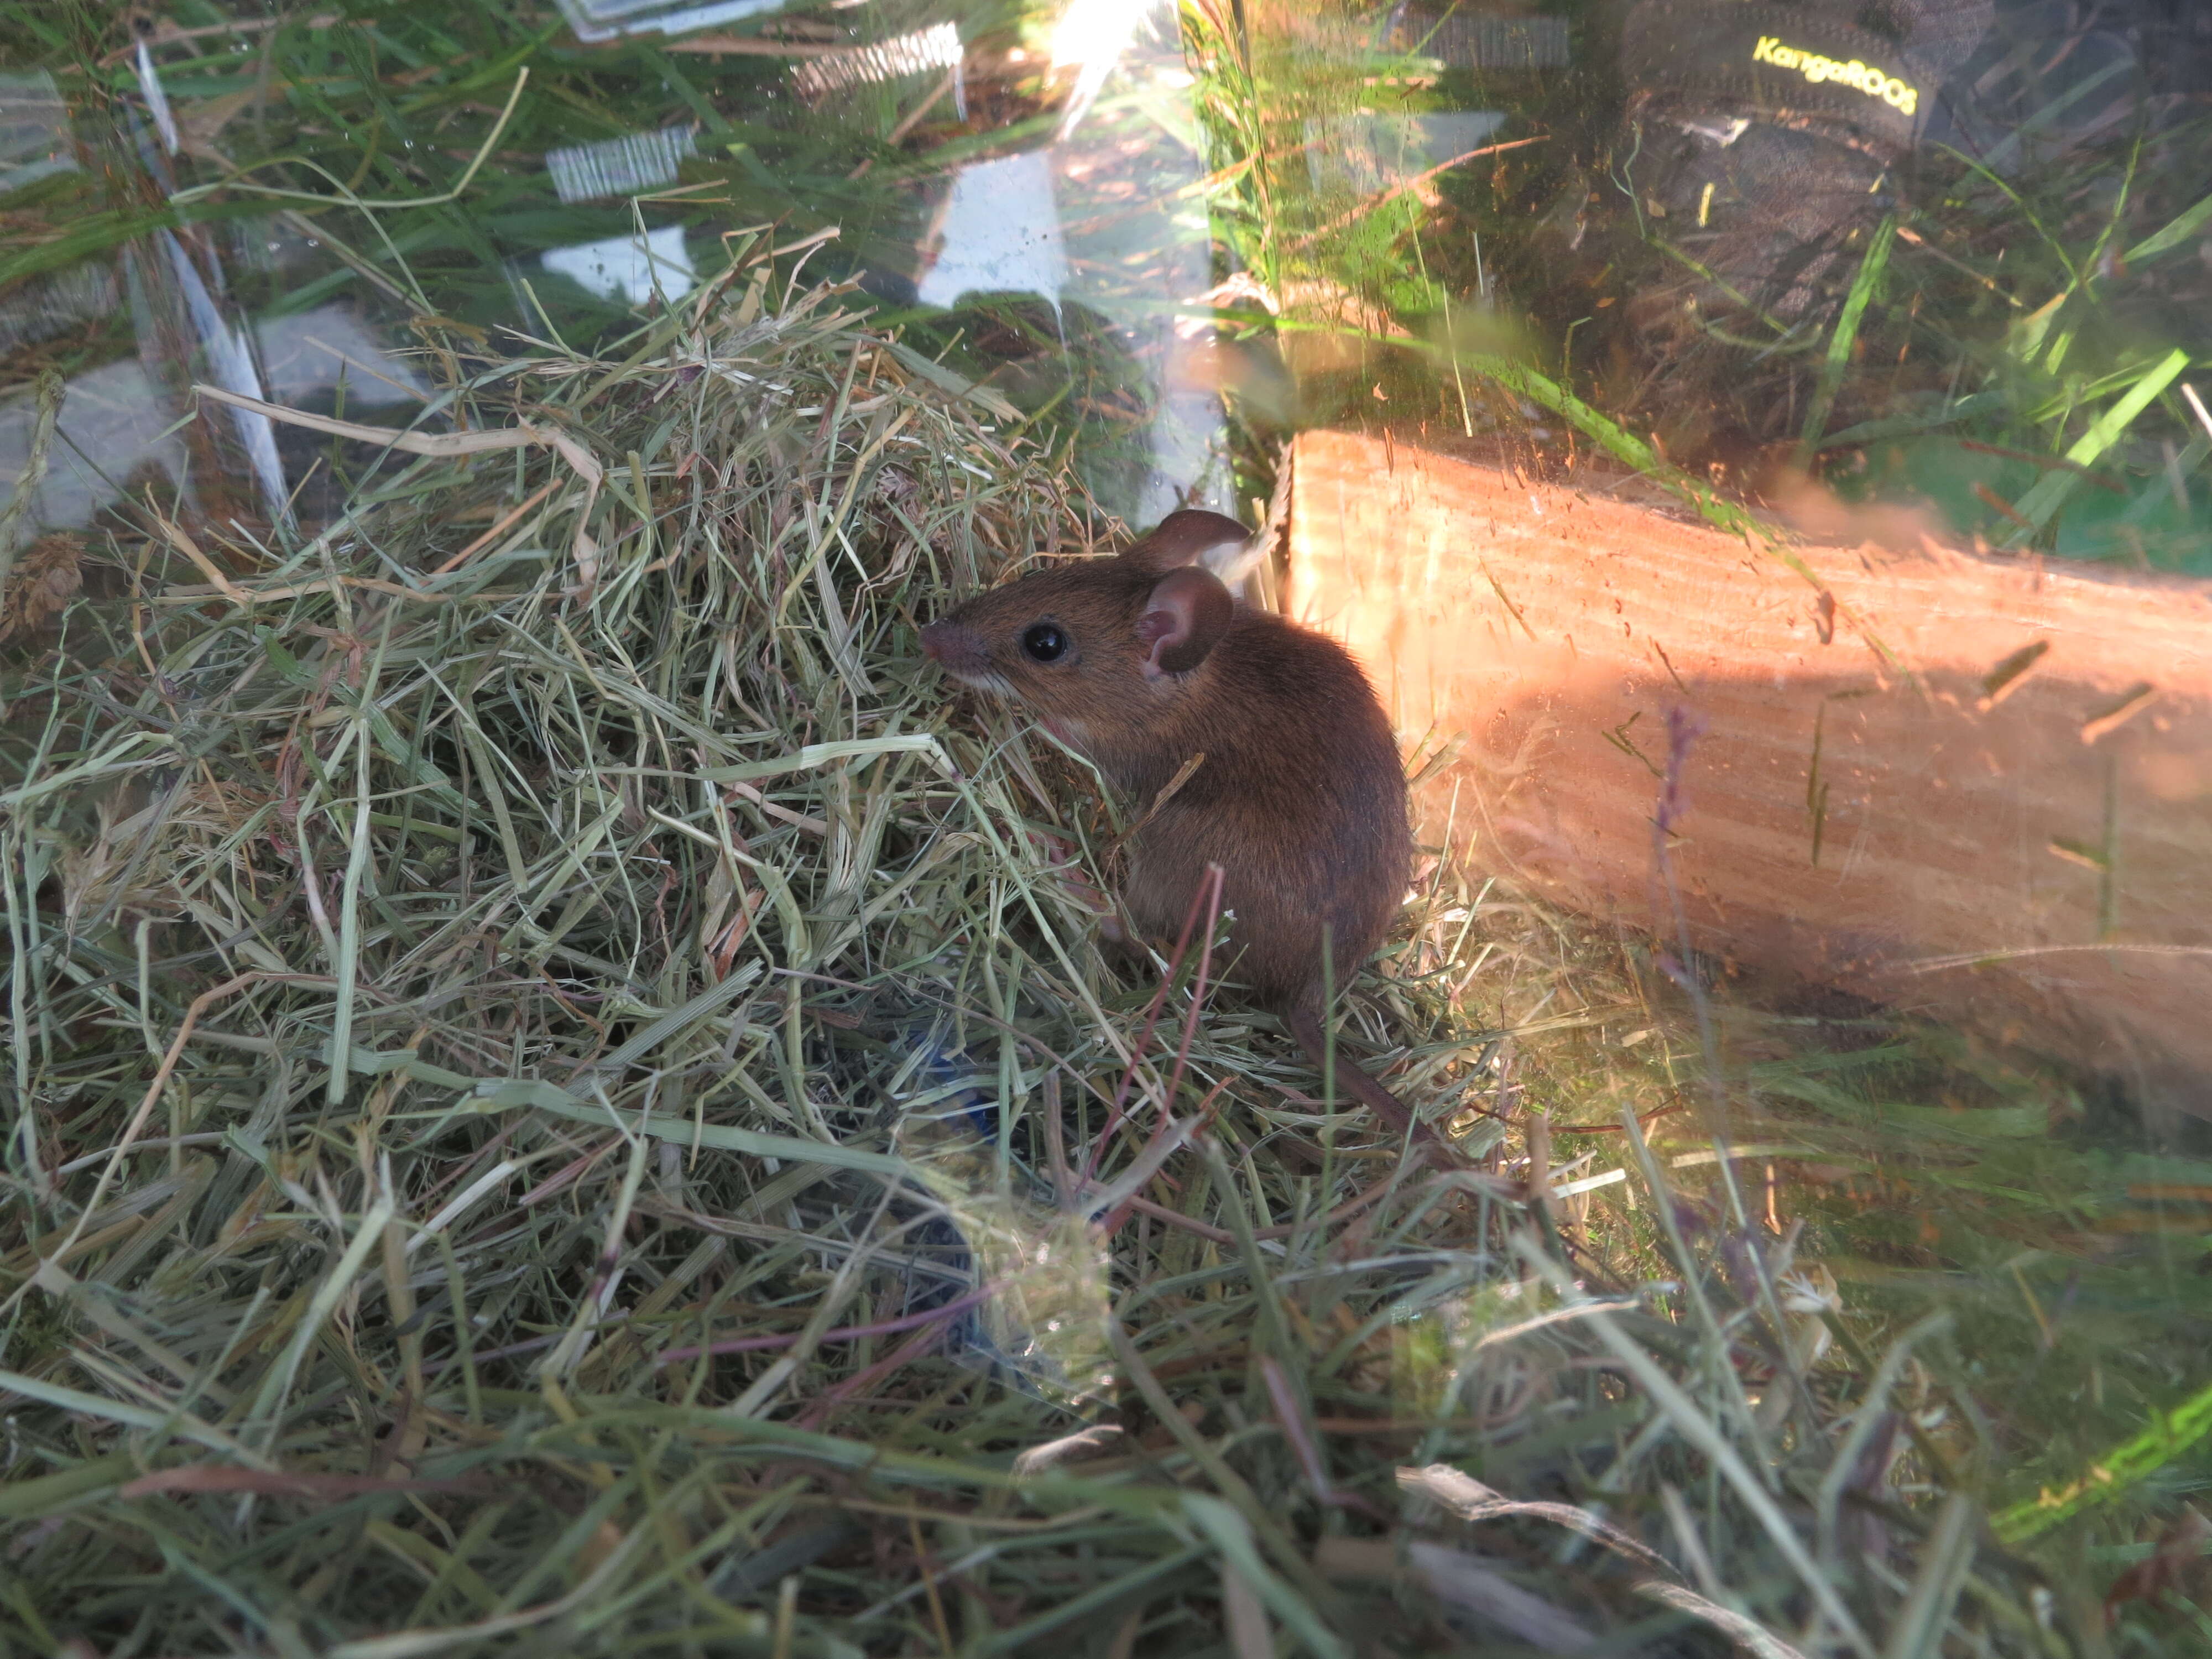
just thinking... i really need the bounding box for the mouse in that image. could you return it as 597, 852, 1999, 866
920, 508, 1448, 1151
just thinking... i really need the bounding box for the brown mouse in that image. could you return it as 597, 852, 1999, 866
921, 508, 1445, 1149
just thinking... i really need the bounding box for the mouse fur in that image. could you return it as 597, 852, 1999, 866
921, 509, 1413, 1040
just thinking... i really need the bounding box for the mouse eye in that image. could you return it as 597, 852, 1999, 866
1020, 623, 1068, 663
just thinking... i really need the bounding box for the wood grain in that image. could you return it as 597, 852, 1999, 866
1287, 429, 2212, 1120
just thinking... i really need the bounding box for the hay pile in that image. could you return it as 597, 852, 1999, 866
0, 241, 2117, 1655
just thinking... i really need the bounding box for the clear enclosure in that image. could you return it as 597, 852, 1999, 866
4, 1, 2211, 1653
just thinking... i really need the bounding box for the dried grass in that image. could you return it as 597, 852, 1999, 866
0, 232, 2190, 1658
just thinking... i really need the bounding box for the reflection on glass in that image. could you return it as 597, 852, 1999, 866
542, 223, 701, 308
4, 6, 2210, 1651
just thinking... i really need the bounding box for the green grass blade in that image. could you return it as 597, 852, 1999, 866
1794, 215, 1898, 471
1993, 1374, 2212, 1542
2122, 188, 2212, 266
2005, 346, 2190, 542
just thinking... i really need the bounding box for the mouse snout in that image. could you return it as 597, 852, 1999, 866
920, 619, 987, 680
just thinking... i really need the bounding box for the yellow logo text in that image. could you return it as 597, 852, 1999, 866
1751, 35, 1919, 117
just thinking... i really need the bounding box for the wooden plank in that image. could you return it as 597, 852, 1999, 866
1286, 429, 2212, 1120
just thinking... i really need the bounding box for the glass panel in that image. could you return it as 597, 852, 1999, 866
5, 1, 2209, 1650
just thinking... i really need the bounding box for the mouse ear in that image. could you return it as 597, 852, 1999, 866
1123, 510, 1253, 578
1135, 566, 1234, 678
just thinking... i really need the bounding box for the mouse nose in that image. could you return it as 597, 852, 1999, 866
921, 620, 979, 672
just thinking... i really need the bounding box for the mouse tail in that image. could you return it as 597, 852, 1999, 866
1284, 1005, 1449, 1154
